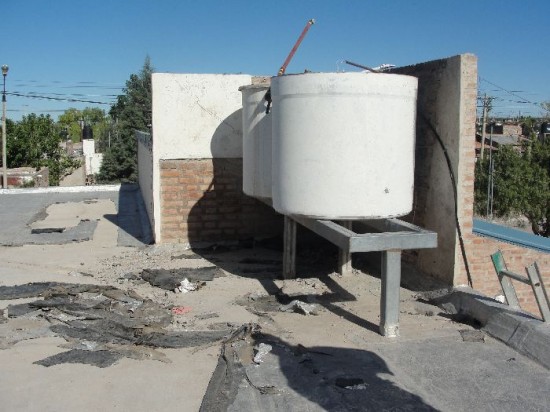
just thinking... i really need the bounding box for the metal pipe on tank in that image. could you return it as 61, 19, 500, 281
278, 19, 315, 76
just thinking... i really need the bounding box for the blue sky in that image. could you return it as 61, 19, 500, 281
3, 0, 549, 120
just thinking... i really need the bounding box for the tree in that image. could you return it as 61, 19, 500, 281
7, 114, 80, 185
98, 56, 153, 182
519, 116, 537, 139
474, 140, 550, 236
57, 107, 111, 151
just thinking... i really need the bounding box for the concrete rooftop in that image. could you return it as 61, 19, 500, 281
0, 187, 548, 411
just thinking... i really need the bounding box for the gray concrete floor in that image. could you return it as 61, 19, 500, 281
0, 187, 548, 412
0, 185, 150, 247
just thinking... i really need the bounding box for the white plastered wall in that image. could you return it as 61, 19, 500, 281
151, 73, 252, 241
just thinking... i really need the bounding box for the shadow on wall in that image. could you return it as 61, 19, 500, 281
186, 108, 340, 268
103, 184, 153, 246
186, 109, 283, 247
185, 110, 381, 331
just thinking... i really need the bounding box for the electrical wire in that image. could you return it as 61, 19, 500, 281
7, 92, 112, 105
479, 77, 543, 109
420, 112, 473, 288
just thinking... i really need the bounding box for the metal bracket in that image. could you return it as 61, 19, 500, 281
283, 216, 437, 337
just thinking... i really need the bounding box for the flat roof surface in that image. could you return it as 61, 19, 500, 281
0, 189, 548, 411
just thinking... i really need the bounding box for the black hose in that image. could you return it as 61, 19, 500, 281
264, 88, 272, 114
420, 112, 473, 287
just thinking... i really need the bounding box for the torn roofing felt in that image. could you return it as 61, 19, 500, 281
1, 282, 234, 368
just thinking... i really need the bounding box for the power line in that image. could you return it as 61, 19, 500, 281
478, 77, 542, 109
7, 92, 112, 106
18, 91, 118, 99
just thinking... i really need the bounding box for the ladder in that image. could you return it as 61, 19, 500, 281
491, 250, 550, 322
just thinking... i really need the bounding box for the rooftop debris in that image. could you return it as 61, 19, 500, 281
279, 300, 319, 316
140, 266, 224, 292
0, 282, 234, 367
200, 327, 439, 411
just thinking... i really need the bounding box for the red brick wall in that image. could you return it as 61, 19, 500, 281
160, 158, 282, 244
393, 54, 550, 319
458, 233, 550, 318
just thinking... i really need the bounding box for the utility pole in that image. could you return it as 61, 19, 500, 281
2, 65, 8, 189
480, 94, 488, 161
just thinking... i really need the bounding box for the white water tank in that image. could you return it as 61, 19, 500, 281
271, 72, 418, 219
240, 84, 272, 200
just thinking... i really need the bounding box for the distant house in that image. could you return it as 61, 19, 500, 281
475, 121, 528, 158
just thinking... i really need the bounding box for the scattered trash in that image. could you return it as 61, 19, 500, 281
195, 312, 219, 320
494, 295, 506, 304
59, 341, 172, 363
120, 272, 145, 283
141, 266, 223, 292
171, 252, 202, 260
345, 383, 369, 390
335, 377, 365, 389
174, 278, 197, 293
459, 329, 485, 343
31, 227, 65, 234
6, 303, 41, 318
280, 300, 319, 315
139, 329, 231, 349
236, 294, 281, 315
253, 343, 273, 364
68, 271, 94, 277
0, 282, 235, 367
0, 282, 63, 300
404, 301, 437, 316
172, 306, 192, 315
208, 322, 239, 331
34, 349, 122, 368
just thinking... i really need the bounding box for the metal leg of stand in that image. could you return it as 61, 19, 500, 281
283, 216, 297, 279
380, 250, 402, 337
338, 221, 352, 276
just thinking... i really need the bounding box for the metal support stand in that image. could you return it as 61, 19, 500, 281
338, 221, 352, 276
282, 216, 437, 337
283, 216, 297, 279
380, 250, 402, 337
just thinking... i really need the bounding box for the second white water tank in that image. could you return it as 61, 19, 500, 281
271, 72, 418, 219
240, 84, 272, 200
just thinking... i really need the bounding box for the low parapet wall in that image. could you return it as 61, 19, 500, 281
2, 167, 49, 188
